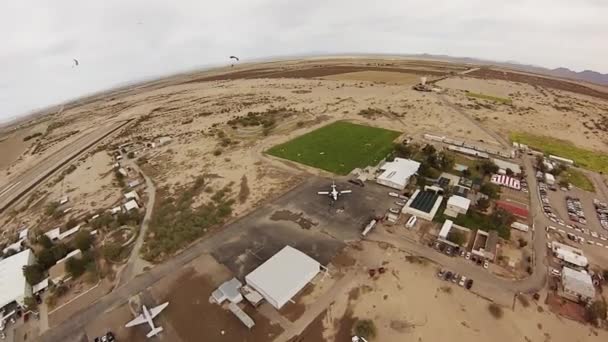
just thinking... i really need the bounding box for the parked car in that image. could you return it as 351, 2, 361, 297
444, 271, 453, 281
388, 192, 399, 198
465, 279, 473, 289
550, 268, 561, 277
483, 261, 489, 269
437, 269, 445, 278
395, 201, 406, 207
459, 276, 467, 287
389, 208, 400, 214
452, 273, 460, 283
465, 252, 471, 260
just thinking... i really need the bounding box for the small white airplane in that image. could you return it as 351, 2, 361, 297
317, 181, 352, 201
125, 302, 169, 338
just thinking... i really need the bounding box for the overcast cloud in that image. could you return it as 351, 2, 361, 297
1, 0, 607, 121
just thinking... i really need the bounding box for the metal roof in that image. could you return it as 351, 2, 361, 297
562, 267, 595, 299
245, 246, 320, 309
0, 249, 33, 309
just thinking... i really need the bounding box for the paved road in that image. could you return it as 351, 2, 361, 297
118, 160, 155, 285
0, 121, 129, 213
40, 161, 553, 341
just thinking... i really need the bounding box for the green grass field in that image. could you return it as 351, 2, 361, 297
466, 91, 512, 105
510, 132, 608, 174
562, 169, 595, 192
266, 121, 401, 175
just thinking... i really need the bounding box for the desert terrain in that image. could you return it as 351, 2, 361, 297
1, 57, 608, 341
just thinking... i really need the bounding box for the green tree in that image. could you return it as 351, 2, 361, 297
38, 234, 53, 249
23, 264, 45, 286
24, 296, 38, 311
102, 242, 122, 261
447, 231, 466, 246
73, 230, 93, 251
422, 144, 436, 157
354, 319, 377, 340
127, 151, 135, 159
37, 248, 57, 269
505, 168, 514, 176
50, 243, 69, 261
480, 160, 499, 175
66, 257, 86, 278
462, 169, 471, 178
394, 143, 416, 159
476, 197, 491, 212
437, 151, 455, 171
480, 183, 501, 199
535, 155, 550, 173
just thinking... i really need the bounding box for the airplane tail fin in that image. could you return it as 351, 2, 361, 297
146, 327, 164, 338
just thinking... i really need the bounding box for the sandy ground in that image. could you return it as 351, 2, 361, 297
295, 241, 607, 342
438, 77, 608, 152
2, 59, 607, 231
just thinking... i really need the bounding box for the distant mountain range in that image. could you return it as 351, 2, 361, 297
413, 54, 608, 86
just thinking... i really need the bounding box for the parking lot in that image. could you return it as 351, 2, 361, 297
210, 177, 398, 278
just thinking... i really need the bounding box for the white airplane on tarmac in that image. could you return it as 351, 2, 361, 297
125, 302, 169, 338
317, 181, 352, 201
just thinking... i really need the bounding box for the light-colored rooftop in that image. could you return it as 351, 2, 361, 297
447, 195, 471, 210
376, 158, 421, 189
439, 220, 453, 239
0, 249, 34, 309
562, 267, 595, 299
245, 246, 320, 309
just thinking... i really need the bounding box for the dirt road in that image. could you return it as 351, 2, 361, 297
118, 160, 155, 285
0, 120, 129, 212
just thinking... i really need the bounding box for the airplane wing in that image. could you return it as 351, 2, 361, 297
149, 302, 169, 319
125, 314, 147, 328
340, 190, 352, 194
317, 191, 329, 195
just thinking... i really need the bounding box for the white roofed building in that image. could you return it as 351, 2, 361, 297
561, 267, 595, 302
0, 249, 35, 310
545, 173, 555, 185
376, 158, 420, 190
444, 195, 471, 218
438, 220, 453, 240
124, 191, 140, 201
245, 246, 320, 309
123, 199, 139, 212
492, 158, 522, 175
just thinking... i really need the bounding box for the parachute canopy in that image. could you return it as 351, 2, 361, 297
73, 59, 79, 67
229, 56, 239, 61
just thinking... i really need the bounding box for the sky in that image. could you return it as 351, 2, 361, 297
1, 0, 607, 121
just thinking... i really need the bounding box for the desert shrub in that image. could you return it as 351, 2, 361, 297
517, 294, 530, 307
488, 303, 503, 319
213, 149, 222, 156
586, 300, 607, 325
354, 319, 377, 339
